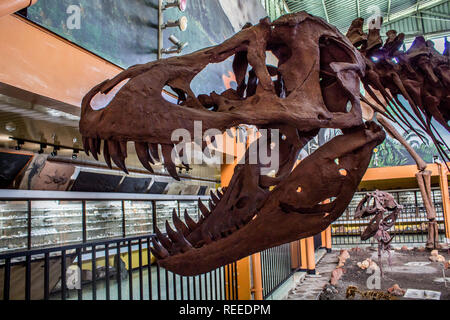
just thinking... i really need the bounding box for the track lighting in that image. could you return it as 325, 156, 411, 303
161, 35, 188, 54
50, 146, 60, 157
15, 139, 24, 150
9, 137, 83, 157
38, 143, 47, 154
163, 0, 187, 12
158, 0, 188, 59
162, 16, 188, 31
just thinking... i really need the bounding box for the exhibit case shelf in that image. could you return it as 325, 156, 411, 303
0, 190, 208, 253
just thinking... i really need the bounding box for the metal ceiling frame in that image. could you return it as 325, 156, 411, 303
282, 0, 449, 40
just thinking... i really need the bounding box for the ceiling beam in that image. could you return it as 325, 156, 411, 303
321, 0, 329, 22
387, 0, 391, 22
281, 0, 291, 13
363, 0, 448, 31
356, 0, 360, 17
421, 10, 450, 20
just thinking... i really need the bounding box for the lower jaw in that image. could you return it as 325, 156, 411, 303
157, 122, 385, 276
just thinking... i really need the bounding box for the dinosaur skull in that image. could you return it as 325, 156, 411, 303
79, 12, 385, 275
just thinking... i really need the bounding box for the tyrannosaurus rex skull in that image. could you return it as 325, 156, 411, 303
79, 12, 385, 275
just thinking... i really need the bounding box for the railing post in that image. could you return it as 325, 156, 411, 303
251, 253, 263, 300
437, 162, 450, 239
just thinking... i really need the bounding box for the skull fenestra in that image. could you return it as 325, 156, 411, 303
79, 12, 385, 275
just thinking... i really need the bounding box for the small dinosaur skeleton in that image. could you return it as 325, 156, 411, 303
355, 190, 403, 275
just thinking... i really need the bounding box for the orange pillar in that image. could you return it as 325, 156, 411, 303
320, 230, 326, 248
299, 239, 307, 271
251, 253, 263, 300
305, 236, 316, 274
322, 199, 332, 252
437, 162, 450, 239
325, 226, 332, 252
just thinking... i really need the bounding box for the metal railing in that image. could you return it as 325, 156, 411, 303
260, 243, 293, 299
0, 233, 236, 300
0, 190, 239, 300
331, 187, 448, 246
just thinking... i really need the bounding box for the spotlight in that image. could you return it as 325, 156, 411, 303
50, 146, 60, 157
158, 0, 188, 59
162, 16, 188, 31
14, 139, 24, 150
161, 35, 188, 54
38, 143, 47, 154
163, 0, 187, 12
72, 149, 79, 160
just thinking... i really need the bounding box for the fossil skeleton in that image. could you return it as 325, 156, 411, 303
355, 190, 402, 275
79, 12, 447, 275
346, 16, 449, 249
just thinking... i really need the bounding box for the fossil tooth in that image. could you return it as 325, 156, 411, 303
172, 209, 190, 237
184, 209, 197, 231
217, 190, 224, 199
161, 144, 180, 181
198, 199, 210, 218
89, 138, 98, 160
202, 231, 213, 245
210, 190, 220, 205
165, 221, 192, 252
82, 136, 90, 156
108, 140, 129, 174
119, 140, 128, 158
135, 141, 154, 173
208, 199, 216, 211
150, 238, 169, 259
149, 143, 160, 162
103, 140, 112, 169
155, 225, 172, 251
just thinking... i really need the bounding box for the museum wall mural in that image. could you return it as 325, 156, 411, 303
27, 0, 266, 96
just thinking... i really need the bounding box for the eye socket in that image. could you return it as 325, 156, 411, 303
236, 196, 249, 209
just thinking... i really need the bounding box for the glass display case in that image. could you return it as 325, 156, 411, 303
155, 201, 178, 233
86, 200, 123, 241
31, 200, 82, 248
179, 200, 200, 223
124, 200, 152, 236
0, 200, 28, 252
0, 191, 211, 253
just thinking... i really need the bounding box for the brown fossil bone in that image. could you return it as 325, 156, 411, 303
80, 12, 385, 275
346, 17, 450, 163
355, 190, 402, 275
347, 17, 449, 249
